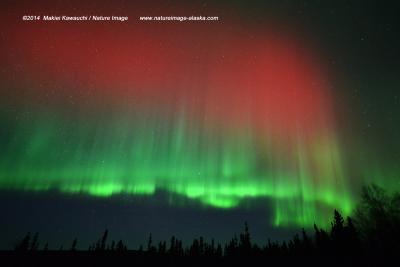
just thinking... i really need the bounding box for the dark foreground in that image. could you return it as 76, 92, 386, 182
0, 250, 396, 267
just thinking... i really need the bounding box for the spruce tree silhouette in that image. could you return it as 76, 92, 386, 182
70, 238, 78, 251
189, 238, 200, 257
355, 184, 400, 258
147, 233, 156, 253
301, 228, 312, 257
313, 223, 330, 257
169, 236, 176, 255
331, 209, 345, 256
199, 236, 204, 256
30, 232, 39, 251
158, 240, 166, 254
209, 238, 215, 256
115, 240, 126, 252
176, 239, 183, 256
14, 232, 30, 251
100, 229, 108, 251
224, 234, 238, 258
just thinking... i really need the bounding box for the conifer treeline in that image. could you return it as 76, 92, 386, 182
11, 184, 400, 264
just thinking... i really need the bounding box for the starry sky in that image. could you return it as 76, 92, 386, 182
0, 0, 399, 249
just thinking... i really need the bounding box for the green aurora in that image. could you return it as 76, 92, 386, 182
0, 108, 354, 227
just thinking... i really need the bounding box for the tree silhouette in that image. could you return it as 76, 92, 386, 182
70, 238, 78, 251
14, 232, 30, 251
355, 184, 400, 257
100, 229, 108, 251
30, 232, 39, 251
115, 240, 126, 251
331, 209, 345, 255
169, 236, 176, 255
189, 238, 199, 257
158, 240, 166, 254
239, 222, 251, 254
147, 233, 156, 253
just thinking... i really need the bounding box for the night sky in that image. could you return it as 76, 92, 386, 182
0, 0, 399, 250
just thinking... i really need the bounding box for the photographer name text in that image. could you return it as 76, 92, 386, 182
22, 15, 128, 22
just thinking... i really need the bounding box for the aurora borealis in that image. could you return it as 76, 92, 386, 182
0, 0, 399, 248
